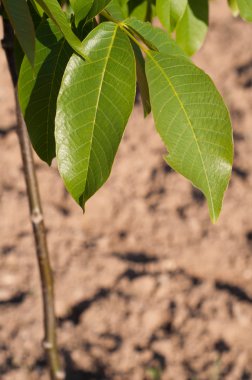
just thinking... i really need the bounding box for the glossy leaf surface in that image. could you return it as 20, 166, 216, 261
55, 22, 136, 207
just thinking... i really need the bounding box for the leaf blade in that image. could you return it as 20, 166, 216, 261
70, 0, 94, 25
35, 0, 87, 59
146, 52, 233, 222
87, 0, 113, 20
156, 0, 170, 31
2, 0, 35, 66
55, 22, 136, 207
237, 0, 252, 21
124, 18, 187, 57
18, 19, 72, 164
176, 0, 208, 56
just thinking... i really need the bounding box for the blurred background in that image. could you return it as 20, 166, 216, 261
1, 0, 252, 379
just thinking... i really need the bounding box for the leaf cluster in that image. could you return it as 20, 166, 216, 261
1, 0, 244, 221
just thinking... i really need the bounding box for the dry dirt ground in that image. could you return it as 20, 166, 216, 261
1, 2, 252, 380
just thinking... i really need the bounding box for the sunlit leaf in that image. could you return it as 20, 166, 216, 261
55, 22, 136, 208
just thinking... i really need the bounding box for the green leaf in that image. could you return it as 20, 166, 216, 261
124, 18, 187, 57
87, 0, 113, 20
106, 0, 129, 20
228, 0, 240, 16
18, 20, 72, 164
128, 0, 148, 21
176, 0, 208, 56
70, 0, 94, 26
2, 0, 35, 66
156, 0, 170, 31
55, 22, 136, 208
170, 0, 187, 31
132, 42, 151, 116
237, 0, 252, 21
29, 0, 44, 17
146, 52, 233, 222
35, 0, 88, 60
156, 0, 187, 32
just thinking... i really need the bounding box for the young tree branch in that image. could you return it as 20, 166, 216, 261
1, 17, 65, 380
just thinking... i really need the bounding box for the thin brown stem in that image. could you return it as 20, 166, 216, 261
1, 17, 65, 380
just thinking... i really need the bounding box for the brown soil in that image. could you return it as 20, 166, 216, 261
1, 1, 252, 379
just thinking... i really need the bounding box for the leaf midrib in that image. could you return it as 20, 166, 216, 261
147, 52, 215, 220
83, 24, 119, 205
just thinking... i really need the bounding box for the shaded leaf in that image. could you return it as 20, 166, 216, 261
29, 0, 44, 17
146, 52, 233, 222
35, 0, 87, 59
55, 22, 136, 207
18, 20, 72, 164
132, 42, 151, 116
176, 0, 208, 56
2, 0, 35, 65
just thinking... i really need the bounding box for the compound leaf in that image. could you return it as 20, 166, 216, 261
2, 0, 35, 66
176, 0, 208, 56
55, 22, 136, 208
237, 0, 252, 21
146, 52, 233, 222
18, 20, 72, 164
